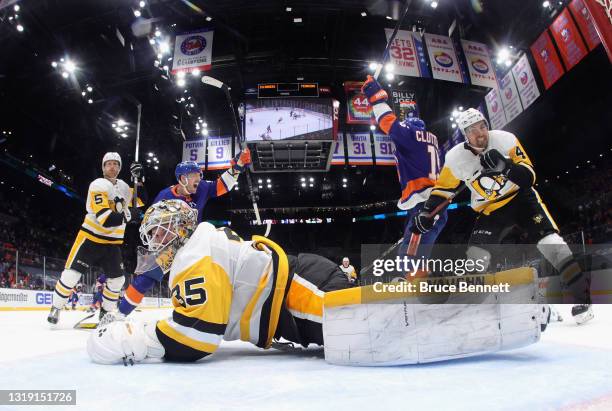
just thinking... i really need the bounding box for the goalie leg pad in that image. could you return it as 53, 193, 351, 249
323, 301, 542, 366
87, 320, 165, 365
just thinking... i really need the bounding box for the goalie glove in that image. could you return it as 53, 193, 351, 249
361, 75, 388, 105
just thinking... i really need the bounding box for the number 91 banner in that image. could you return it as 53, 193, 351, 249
344, 81, 372, 125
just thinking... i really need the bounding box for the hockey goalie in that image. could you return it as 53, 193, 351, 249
87, 199, 544, 366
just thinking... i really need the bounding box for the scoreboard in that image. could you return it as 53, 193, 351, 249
257, 82, 319, 98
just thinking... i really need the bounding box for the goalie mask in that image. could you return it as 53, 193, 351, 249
139, 200, 198, 271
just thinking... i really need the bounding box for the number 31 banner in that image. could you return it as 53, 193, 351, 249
346, 132, 373, 165
344, 81, 372, 124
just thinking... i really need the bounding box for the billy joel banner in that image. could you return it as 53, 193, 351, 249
569, 0, 602, 50
172, 28, 214, 74
424, 33, 464, 83
206, 136, 237, 170
460, 39, 498, 89
345, 81, 372, 125
582, 0, 612, 62
182, 139, 207, 168
373, 133, 396, 166
390, 89, 419, 122
384, 29, 431, 78
530, 31, 565, 89
550, 8, 589, 70
499, 70, 524, 124
511, 54, 541, 110
346, 132, 373, 166
331, 135, 346, 166
484, 87, 508, 130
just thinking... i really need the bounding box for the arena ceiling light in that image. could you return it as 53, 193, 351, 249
496, 47, 511, 66
205, 16, 212, 22
368, 62, 378, 71
177, 78, 186, 87
201, 128, 208, 136
191, 68, 201, 76
361, 11, 367, 17
385, 72, 394, 81
64, 60, 76, 73
134, 9, 141, 17
542, 1, 551, 7
16, 24, 24, 32
159, 42, 170, 54
139, 1, 146, 7
431, 1, 438, 8
369, 125, 376, 131
155, 29, 161, 37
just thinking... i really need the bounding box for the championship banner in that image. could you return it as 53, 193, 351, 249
530, 31, 565, 89
171, 28, 214, 74
182, 139, 207, 167
484, 87, 508, 130
390, 89, 419, 121
424, 33, 464, 83
569, 0, 602, 50
206, 136, 236, 170
460, 39, 498, 88
583, 0, 612, 62
384, 29, 431, 78
499, 71, 524, 124
331, 135, 346, 166
373, 133, 396, 166
345, 81, 372, 125
550, 8, 589, 70
346, 132, 373, 165
511, 54, 541, 110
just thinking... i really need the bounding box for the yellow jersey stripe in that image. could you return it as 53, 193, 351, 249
157, 320, 219, 354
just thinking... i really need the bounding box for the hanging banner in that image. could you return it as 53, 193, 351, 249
171, 28, 214, 74
206, 136, 237, 170
390, 89, 419, 122
424, 33, 464, 83
346, 132, 373, 165
530, 31, 565, 90
331, 135, 346, 166
550, 8, 589, 70
384, 29, 431, 78
569, 0, 602, 50
499, 71, 524, 124
511, 54, 541, 110
460, 39, 498, 88
344, 81, 372, 125
453, 37, 472, 84
182, 139, 207, 167
583, 0, 612, 62
373, 133, 396, 166
484, 88, 508, 130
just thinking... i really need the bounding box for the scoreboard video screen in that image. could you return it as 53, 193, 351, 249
257, 82, 319, 98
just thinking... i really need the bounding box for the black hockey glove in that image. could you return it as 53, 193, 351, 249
479, 149, 509, 173
130, 162, 144, 182
410, 196, 445, 235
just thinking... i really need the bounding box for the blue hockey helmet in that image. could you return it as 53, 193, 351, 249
405, 116, 426, 131
175, 161, 201, 182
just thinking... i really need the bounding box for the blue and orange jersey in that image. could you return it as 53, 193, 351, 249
153, 172, 237, 223
374, 105, 442, 210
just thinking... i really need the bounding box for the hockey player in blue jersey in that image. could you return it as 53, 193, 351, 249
99, 149, 252, 325
361, 75, 447, 274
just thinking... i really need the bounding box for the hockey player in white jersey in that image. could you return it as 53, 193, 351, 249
412, 108, 593, 324
47, 152, 144, 325
87, 199, 354, 364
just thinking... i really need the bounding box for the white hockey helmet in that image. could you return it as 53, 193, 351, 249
102, 152, 122, 171
456, 108, 489, 136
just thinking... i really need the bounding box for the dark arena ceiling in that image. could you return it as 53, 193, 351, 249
1, 0, 611, 220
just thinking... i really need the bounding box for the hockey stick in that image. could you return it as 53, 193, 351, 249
373, 0, 413, 80
201, 76, 271, 237
74, 312, 98, 329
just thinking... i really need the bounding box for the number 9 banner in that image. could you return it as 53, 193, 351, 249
206, 136, 237, 170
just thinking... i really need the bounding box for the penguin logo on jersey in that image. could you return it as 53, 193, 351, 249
472, 174, 509, 200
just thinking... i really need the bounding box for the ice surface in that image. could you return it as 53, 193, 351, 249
245, 108, 332, 141
1, 305, 611, 411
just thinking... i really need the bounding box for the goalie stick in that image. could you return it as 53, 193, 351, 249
202, 76, 271, 237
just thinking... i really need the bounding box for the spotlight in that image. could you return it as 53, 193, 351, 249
542, 1, 550, 7
139, 1, 146, 7
51, 61, 58, 68
452, 109, 459, 118
384, 63, 394, 73
301, 177, 306, 182
267, 184, 272, 188
309, 183, 314, 187
191, 68, 201, 76
385, 72, 394, 81
369, 62, 378, 71
431, 1, 438, 8
177, 71, 186, 79
361, 11, 367, 17
177, 78, 186, 87
61, 72, 69, 78
205, 16, 212, 21
154, 165, 158, 170
201, 129, 208, 136
149, 38, 155, 45
160, 42, 170, 54
342, 184, 347, 188
370, 125, 376, 131
14, 4, 20, 11
342, 178, 347, 183
301, 182, 306, 187
88, 99, 93, 104
266, 179, 271, 183
309, 177, 314, 182
155, 30, 161, 37
87, 86, 93, 92
64, 60, 76, 72
16, 25, 24, 32
451, 123, 457, 129
82, 91, 86, 96
134, 9, 141, 17
458, 106, 464, 111
117, 119, 126, 127
121, 133, 128, 138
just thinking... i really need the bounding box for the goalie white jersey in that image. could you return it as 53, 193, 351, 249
156, 222, 290, 361
431, 130, 536, 215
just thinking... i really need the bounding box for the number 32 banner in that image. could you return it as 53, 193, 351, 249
346, 133, 373, 165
